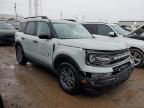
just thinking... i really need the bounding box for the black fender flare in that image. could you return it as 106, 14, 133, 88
53, 54, 82, 73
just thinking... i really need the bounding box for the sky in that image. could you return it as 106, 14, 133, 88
0, 0, 144, 22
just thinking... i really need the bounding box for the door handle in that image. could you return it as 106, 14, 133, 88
21, 37, 25, 40
32, 40, 38, 44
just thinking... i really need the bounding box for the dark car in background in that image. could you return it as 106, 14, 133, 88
0, 21, 17, 44
127, 25, 144, 40
120, 25, 133, 32
9, 20, 20, 29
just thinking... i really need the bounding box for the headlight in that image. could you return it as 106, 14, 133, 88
86, 49, 131, 66
86, 50, 112, 66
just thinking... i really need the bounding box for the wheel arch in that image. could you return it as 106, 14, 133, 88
130, 47, 144, 53
15, 41, 22, 48
15, 41, 25, 54
53, 54, 82, 72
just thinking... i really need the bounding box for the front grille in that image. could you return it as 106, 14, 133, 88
3, 34, 15, 38
110, 50, 130, 64
103, 49, 130, 65
86, 49, 130, 66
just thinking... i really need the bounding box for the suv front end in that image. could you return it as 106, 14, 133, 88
79, 48, 134, 91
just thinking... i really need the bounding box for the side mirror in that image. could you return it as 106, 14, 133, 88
108, 32, 116, 37
39, 34, 51, 39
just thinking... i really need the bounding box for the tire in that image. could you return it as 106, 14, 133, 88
0, 94, 4, 108
57, 62, 80, 95
130, 48, 144, 67
16, 45, 28, 65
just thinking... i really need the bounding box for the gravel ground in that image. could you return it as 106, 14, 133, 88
0, 46, 144, 108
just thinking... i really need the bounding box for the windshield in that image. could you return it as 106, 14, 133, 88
111, 24, 130, 36
0, 22, 15, 30
53, 23, 92, 39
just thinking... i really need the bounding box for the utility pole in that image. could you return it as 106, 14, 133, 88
60, 11, 63, 19
82, 15, 85, 23
35, 0, 38, 16
40, 0, 42, 15
29, 0, 32, 17
14, 3, 17, 20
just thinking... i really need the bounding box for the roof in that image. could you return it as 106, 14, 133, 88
51, 19, 79, 24
82, 22, 107, 24
21, 18, 79, 24
119, 21, 144, 22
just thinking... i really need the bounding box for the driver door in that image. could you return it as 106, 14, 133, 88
36, 21, 54, 66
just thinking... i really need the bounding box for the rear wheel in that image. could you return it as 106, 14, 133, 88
57, 62, 80, 95
16, 45, 28, 65
130, 48, 144, 67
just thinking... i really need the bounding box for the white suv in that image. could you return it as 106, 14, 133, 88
15, 17, 133, 94
83, 23, 144, 67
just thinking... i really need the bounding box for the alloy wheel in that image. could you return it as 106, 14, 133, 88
131, 51, 141, 66
60, 67, 76, 90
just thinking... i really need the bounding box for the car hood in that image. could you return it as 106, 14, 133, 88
0, 29, 17, 34
57, 38, 128, 51
127, 25, 144, 36
118, 36, 144, 47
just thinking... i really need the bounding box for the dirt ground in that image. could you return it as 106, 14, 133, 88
0, 46, 144, 108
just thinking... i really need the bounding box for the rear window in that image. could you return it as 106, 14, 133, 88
25, 22, 37, 35
18, 22, 27, 32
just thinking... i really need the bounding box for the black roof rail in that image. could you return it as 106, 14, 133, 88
63, 19, 77, 22
82, 22, 107, 24
24, 16, 48, 19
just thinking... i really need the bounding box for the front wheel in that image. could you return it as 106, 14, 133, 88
130, 48, 144, 67
16, 46, 28, 65
57, 62, 80, 95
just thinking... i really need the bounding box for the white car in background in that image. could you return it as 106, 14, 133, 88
83, 23, 144, 67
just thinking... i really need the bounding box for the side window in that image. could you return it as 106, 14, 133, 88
18, 22, 27, 32
18, 23, 22, 32
37, 22, 50, 36
25, 22, 37, 35
97, 24, 113, 36
83, 24, 98, 34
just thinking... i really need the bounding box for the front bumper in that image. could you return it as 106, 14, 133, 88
80, 62, 134, 91
0, 35, 15, 44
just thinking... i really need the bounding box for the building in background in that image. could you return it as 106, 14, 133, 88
0, 0, 42, 19
0, 14, 23, 21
